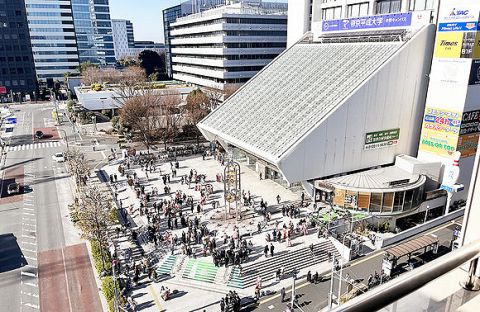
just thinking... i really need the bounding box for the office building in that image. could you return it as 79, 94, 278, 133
0, 0, 37, 96
24, 0, 79, 83
163, 0, 226, 78
287, 0, 312, 47
71, 0, 115, 65
132, 41, 165, 56
112, 19, 134, 60
170, 1, 288, 90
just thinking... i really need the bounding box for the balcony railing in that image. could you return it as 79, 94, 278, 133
331, 239, 480, 312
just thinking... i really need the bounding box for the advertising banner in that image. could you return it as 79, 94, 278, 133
434, 31, 477, 58
321, 13, 411, 33
469, 60, 480, 85
437, 1, 480, 25
460, 110, 480, 135
419, 107, 462, 156
0, 86, 6, 94
457, 133, 480, 157
364, 128, 400, 150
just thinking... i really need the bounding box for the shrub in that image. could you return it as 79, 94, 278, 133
111, 116, 120, 129
108, 207, 119, 223
91, 240, 112, 275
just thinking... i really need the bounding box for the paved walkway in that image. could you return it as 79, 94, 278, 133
102, 154, 338, 312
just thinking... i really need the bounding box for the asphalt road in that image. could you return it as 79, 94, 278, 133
0, 102, 101, 312
247, 218, 461, 312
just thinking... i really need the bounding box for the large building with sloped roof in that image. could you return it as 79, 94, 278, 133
199, 22, 435, 189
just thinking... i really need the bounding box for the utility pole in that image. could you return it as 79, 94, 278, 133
291, 268, 297, 310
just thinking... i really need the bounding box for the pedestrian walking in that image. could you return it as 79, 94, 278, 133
270, 243, 274, 257
281, 287, 286, 302
264, 245, 268, 257
276, 194, 281, 204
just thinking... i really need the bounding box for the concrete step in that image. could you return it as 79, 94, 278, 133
182, 259, 219, 283
156, 255, 177, 275
228, 241, 340, 288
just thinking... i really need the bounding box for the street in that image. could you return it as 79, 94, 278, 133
0, 102, 102, 312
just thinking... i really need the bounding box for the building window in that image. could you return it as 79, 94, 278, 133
393, 191, 404, 212
403, 189, 414, 211
347, 2, 369, 18
382, 193, 394, 213
409, 0, 435, 11
369, 193, 383, 212
322, 6, 342, 20
376, 0, 402, 14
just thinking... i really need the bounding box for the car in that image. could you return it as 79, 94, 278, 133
35, 130, 44, 139
52, 152, 65, 162
7, 182, 20, 195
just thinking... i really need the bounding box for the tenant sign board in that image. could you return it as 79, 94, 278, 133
364, 128, 400, 150
321, 13, 412, 33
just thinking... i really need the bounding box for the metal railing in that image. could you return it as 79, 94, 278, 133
331, 239, 480, 312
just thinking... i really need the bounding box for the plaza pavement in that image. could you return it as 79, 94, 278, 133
102, 154, 337, 312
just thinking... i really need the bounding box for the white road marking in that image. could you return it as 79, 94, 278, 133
22, 248, 37, 253
22, 241, 36, 246
20, 271, 37, 278
24, 256, 37, 261
22, 282, 38, 288
21, 291, 39, 298
23, 208, 34, 211
23, 303, 39, 309
23, 212, 35, 216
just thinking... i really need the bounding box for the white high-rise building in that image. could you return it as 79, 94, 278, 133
287, 0, 312, 47
112, 19, 135, 60
170, 1, 288, 90
25, 0, 79, 82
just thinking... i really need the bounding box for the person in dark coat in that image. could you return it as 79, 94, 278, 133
264, 245, 269, 257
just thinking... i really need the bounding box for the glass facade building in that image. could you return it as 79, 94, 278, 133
24, 0, 79, 82
71, 0, 115, 65
0, 0, 37, 96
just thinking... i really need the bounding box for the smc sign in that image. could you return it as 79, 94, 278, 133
0, 86, 6, 94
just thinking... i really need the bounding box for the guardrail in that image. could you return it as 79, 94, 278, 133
331, 239, 480, 312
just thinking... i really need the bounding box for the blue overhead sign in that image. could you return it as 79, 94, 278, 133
438, 21, 479, 32
5, 117, 16, 124
321, 13, 412, 33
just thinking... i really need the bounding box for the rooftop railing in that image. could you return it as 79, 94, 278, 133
331, 239, 480, 312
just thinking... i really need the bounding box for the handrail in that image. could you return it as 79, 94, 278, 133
331, 239, 480, 312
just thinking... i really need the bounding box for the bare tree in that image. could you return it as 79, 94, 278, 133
204, 87, 223, 110
72, 185, 111, 271
185, 89, 210, 146
119, 91, 160, 152
113, 66, 146, 104
65, 149, 90, 188
223, 85, 240, 101
157, 92, 183, 150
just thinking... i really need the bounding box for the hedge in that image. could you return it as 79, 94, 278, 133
101, 276, 124, 312
91, 240, 112, 275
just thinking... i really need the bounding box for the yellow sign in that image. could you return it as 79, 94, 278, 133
457, 133, 480, 157
434, 32, 464, 58
419, 107, 462, 156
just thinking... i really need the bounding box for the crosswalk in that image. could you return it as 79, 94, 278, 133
6, 141, 61, 152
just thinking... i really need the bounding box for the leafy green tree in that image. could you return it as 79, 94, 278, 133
138, 50, 165, 79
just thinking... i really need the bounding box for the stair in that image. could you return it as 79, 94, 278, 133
227, 240, 339, 289
182, 259, 219, 283
156, 255, 177, 275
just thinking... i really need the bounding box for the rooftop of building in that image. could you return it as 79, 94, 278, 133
75, 80, 191, 94
199, 39, 404, 163
324, 164, 426, 193
173, 1, 287, 25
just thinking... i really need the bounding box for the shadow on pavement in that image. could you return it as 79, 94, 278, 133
0, 233, 28, 273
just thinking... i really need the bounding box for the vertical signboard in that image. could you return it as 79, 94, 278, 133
418, 0, 480, 162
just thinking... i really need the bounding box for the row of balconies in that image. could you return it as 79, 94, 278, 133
171, 35, 287, 45
172, 64, 259, 80
171, 23, 286, 36
171, 47, 285, 56
172, 56, 272, 68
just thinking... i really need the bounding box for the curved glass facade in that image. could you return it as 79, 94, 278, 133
328, 182, 425, 214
